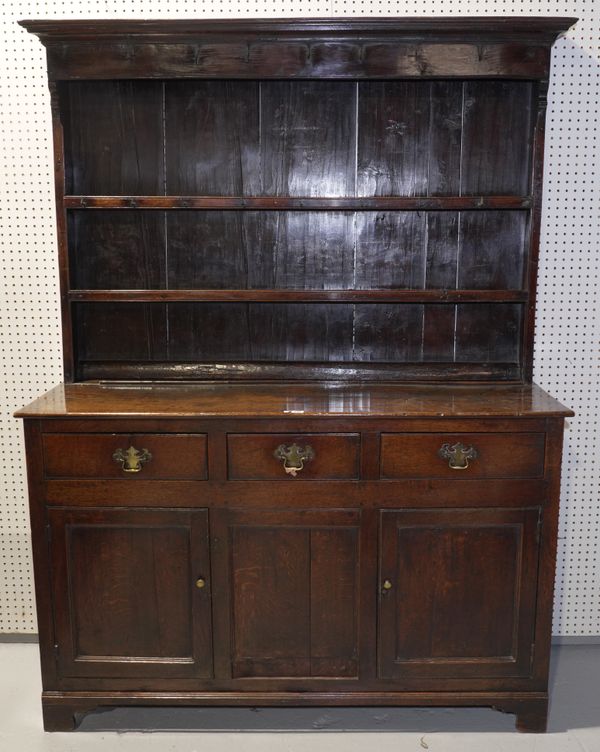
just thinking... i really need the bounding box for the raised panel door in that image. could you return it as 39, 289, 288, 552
217, 509, 361, 679
49, 508, 213, 679
378, 507, 540, 679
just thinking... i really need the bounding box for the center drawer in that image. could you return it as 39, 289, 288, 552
227, 433, 360, 480
42, 433, 208, 480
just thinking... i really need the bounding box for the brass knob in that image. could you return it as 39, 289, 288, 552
273, 443, 315, 477
382, 579, 393, 591
195, 578, 206, 589
112, 445, 152, 473
438, 442, 478, 470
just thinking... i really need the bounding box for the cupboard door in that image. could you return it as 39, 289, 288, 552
218, 509, 360, 679
49, 508, 212, 679
379, 508, 540, 679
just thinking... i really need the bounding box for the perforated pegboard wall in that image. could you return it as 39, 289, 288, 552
0, 1, 598, 635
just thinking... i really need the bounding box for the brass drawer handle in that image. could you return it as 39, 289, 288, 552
438, 442, 478, 470
112, 445, 152, 473
273, 443, 315, 477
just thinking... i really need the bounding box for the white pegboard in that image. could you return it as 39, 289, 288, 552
0, 1, 598, 635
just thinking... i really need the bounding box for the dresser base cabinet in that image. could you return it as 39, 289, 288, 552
19, 383, 571, 732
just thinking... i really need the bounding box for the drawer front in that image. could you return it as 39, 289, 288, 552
380, 432, 545, 479
43, 433, 207, 480
228, 433, 360, 480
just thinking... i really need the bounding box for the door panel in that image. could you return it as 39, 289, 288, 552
49, 508, 212, 679
223, 509, 360, 678
379, 508, 540, 679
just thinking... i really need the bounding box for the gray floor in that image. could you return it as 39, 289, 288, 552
1, 644, 599, 750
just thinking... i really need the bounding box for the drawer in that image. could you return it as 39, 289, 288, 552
42, 433, 207, 480
380, 432, 545, 480
227, 433, 360, 480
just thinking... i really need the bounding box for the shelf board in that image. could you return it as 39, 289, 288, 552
64, 196, 533, 211
78, 360, 523, 382
68, 289, 529, 303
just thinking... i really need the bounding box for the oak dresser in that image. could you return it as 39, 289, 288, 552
17, 17, 575, 732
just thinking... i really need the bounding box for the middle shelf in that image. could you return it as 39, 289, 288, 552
64, 196, 533, 210
68, 289, 529, 303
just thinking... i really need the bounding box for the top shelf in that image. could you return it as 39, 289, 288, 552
64, 196, 532, 211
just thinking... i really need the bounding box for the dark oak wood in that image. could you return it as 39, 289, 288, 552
76, 361, 524, 383
37, 38, 557, 81
42, 432, 207, 479
64, 196, 533, 210
49, 84, 74, 381
16, 382, 572, 420
62, 81, 164, 196
69, 211, 166, 290
67, 289, 529, 303
224, 509, 360, 678
48, 508, 213, 679
43, 41, 561, 379
18, 16, 576, 733
20, 17, 577, 39
379, 508, 540, 679
227, 432, 360, 480
380, 431, 545, 479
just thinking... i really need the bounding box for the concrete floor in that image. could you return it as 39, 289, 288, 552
0, 644, 599, 751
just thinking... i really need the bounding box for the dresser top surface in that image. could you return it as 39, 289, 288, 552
15, 382, 573, 419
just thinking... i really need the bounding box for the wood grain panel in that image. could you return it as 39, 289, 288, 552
165, 81, 260, 195
422, 213, 460, 360
422, 304, 456, 362
167, 303, 250, 361
45, 40, 554, 81
70, 525, 192, 657
167, 212, 355, 291
74, 303, 168, 363
458, 212, 528, 290
355, 212, 427, 289
461, 81, 534, 196
380, 431, 545, 479
427, 81, 463, 195
455, 303, 523, 363
247, 303, 354, 362
246, 212, 355, 290
357, 82, 430, 197
48, 508, 212, 678
231, 526, 310, 676
379, 508, 539, 679
424, 213, 460, 289
229, 510, 360, 678
62, 81, 164, 195
310, 527, 359, 677
167, 212, 248, 290
353, 304, 425, 363
69, 210, 166, 290
260, 81, 356, 196
227, 433, 360, 480
357, 82, 463, 196
168, 303, 356, 364
43, 433, 207, 479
